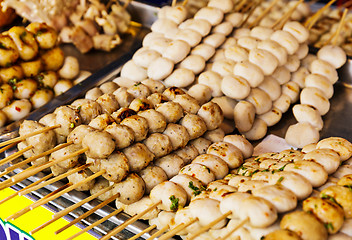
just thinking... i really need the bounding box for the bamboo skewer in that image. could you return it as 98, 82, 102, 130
215, 217, 249, 240
186, 212, 232, 240
0, 145, 33, 167
128, 224, 157, 240
172, 0, 177, 7
273, 0, 304, 30
0, 124, 60, 148
0, 142, 17, 155
55, 191, 121, 234
240, 0, 264, 27
6, 170, 105, 221
19, 163, 90, 196
158, 218, 198, 240
100, 201, 161, 240
305, 0, 337, 29
4, 142, 73, 179
0, 173, 53, 205
332, 8, 348, 46
30, 185, 114, 234
248, 0, 280, 28
234, 0, 248, 12
241, 0, 258, 13
66, 208, 123, 240
146, 225, 169, 240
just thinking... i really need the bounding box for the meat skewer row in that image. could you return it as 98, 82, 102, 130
153, 136, 351, 240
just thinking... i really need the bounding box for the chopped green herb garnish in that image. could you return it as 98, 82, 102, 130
321, 193, 339, 205
278, 163, 289, 171
277, 176, 284, 184
188, 181, 203, 196
70, 123, 75, 128
20, 31, 27, 39
77, 106, 82, 111
325, 222, 334, 231
169, 195, 179, 211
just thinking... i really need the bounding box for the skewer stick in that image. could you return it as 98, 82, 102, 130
234, 0, 248, 12
128, 224, 157, 240
5, 142, 73, 177
55, 191, 121, 234
241, 0, 257, 13
341, 0, 352, 9
100, 201, 161, 240
146, 225, 169, 240
19, 163, 90, 196
66, 208, 123, 240
10, 147, 89, 184
274, 0, 303, 30
6, 170, 105, 221
186, 211, 232, 240
248, 0, 280, 28
182, 0, 188, 6
30, 185, 114, 234
172, 0, 177, 7
0, 124, 60, 148
0, 145, 33, 166
159, 218, 198, 240
216, 217, 249, 240
0, 142, 17, 154
240, 0, 263, 27
332, 8, 348, 46
0, 173, 53, 205
305, 0, 337, 29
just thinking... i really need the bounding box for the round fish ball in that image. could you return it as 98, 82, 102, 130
133, 47, 161, 68
273, 94, 291, 113
224, 45, 248, 62
310, 59, 339, 84
223, 134, 253, 159
258, 108, 282, 127
234, 61, 264, 87
190, 137, 212, 155
173, 94, 200, 114
285, 122, 320, 148
82, 131, 115, 159
208, 0, 234, 13
30, 89, 54, 109
285, 54, 300, 72
305, 74, 334, 99
54, 79, 73, 96
296, 43, 309, 60
317, 137, 352, 161
147, 57, 174, 81
99, 82, 118, 94
198, 71, 223, 97
143, 133, 172, 157
142, 32, 164, 47
317, 45, 346, 69
257, 39, 287, 66
282, 81, 300, 103
151, 18, 178, 36
3, 99, 32, 121
100, 152, 129, 183
112, 77, 135, 88
170, 174, 203, 202
303, 149, 340, 174
176, 29, 202, 47
211, 96, 237, 120
180, 163, 216, 185
246, 88, 272, 115
209, 49, 225, 63
192, 154, 229, 180
270, 30, 299, 55
237, 36, 259, 51
163, 87, 186, 100
179, 19, 212, 37
148, 37, 171, 54
163, 40, 190, 64
123, 143, 154, 172
164, 68, 195, 88
258, 76, 281, 101
212, 59, 235, 77
112, 173, 145, 205
212, 21, 233, 36
300, 87, 330, 115
155, 154, 185, 179
283, 21, 309, 43
195, 7, 224, 25
242, 118, 268, 140
141, 79, 165, 93
272, 66, 291, 85
179, 55, 206, 75
250, 26, 274, 40
197, 101, 224, 130
225, 12, 244, 27
221, 75, 251, 100
139, 166, 168, 194
233, 28, 250, 39
234, 100, 256, 132
191, 43, 215, 61
292, 104, 323, 130
203, 33, 226, 48
187, 84, 212, 105
204, 128, 225, 143
291, 67, 309, 88
249, 48, 278, 76
120, 115, 149, 141
161, 5, 187, 24
121, 60, 147, 82
113, 87, 133, 107
138, 109, 167, 133
207, 141, 243, 169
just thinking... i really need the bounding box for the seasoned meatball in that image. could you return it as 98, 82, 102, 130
49, 143, 82, 169
150, 181, 188, 211
147, 92, 168, 107
163, 123, 190, 150
67, 125, 95, 146
155, 101, 184, 123
175, 144, 199, 165
190, 137, 212, 154
88, 113, 115, 131
180, 114, 207, 140
54, 106, 81, 136
139, 165, 168, 194
96, 93, 120, 114
90, 176, 113, 202
197, 101, 224, 130
120, 115, 149, 142
105, 122, 135, 149
111, 173, 145, 205
321, 185, 352, 218
207, 142, 243, 169
129, 98, 153, 112
138, 109, 167, 133
100, 151, 129, 183
67, 169, 95, 191
155, 154, 185, 178
72, 99, 102, 124
111, 108, 136, 123
123, 143, 155, 172
143, 133, 173, 158
173, 94, 200, 114
163, 87, 186, 100
82, 131, 115, 159
127, 83, 151, 99
113, 87, 134, 107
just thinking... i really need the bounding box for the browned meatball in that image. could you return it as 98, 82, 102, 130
144, 133, 173, 158
100, 151, 129, 183
120, 115, 149, 142
163, 123, 190, 150
105, 122, 135, 149
138, 109, 167, 133
123, 143, 155, 172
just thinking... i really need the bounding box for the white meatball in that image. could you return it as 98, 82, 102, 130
141, 79, 165, 93
223, 135, 253, 159
139, 165, 168, 194
138, 109, 167, 133
219, 192, 251, 218
190, 137, 212, 155
284, 54, 300, 72
2, 99, 31, 121
180, 55, 206, 75
180, 114, 207, 140
112, 173, 145, 205
198, 71, 223, 97
317, 45, 347, 69
197, 101, 224, 131
203, 33, 226, 48
174, 144, 199, 165
124, 196, 160, 220
292, 104, 323, 130
282, 81, 300, 103
300, 87, 330, 115
120, 115, 149, 142
67, 125, 95, 146
187, 84, 212, 105
179, 19, 212, 37
283, 21, 309, 43
212, 59, 235, 77
164, 68, 195, 88
155, 101, 184, 123
30, 89, 54, 109
163, 123, 190, 150
191, 43, 215, 61
317, 137, 352, 161
234, 61, 264, 88
291, 67, 309, 88
273, 94, 291, 113
163, 40, 190, 64
310, 59, 338, 84
250, 26, 274, 41
150, 181, 187, 211
212, 21, 233, 36
237, 180, 269, 192
246, 88, 272, 115
123, 143, 154, 172
192, 154, 229, 179
142, 32, 164, 47
303, 149, 340, 174
211, 96, 237, 120
147, 57, 174, 81
258, 108, 282, 127
272, 66, 291, 85
144, 133, 172, 158
133, 47, 161, 68
257, 39, 287, 66
170, 174, 204, 202
82, 131, 115, 159
158, 5, 187, 24
237, 36, 259, 51
270, 30, 299, 55
249, 48, 278, 75
258, 76, 281, 101
296, 43, 309, 60
285, 122, 320, 149
151, 18, 178, 36
155, 154, 185, 178
204, 128, 225, 143
112, 87, 133, 108
224, 45, 249, 63
233, 100, 256, 132
176, 29, 202, 47
208, 0, 234, 13
120, 60, 147, 82
195, 7, 224, 26
242, 118, 268, 141
305, 74, 334, 99
179, 163, 216, 185
207, 141, 243, 169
